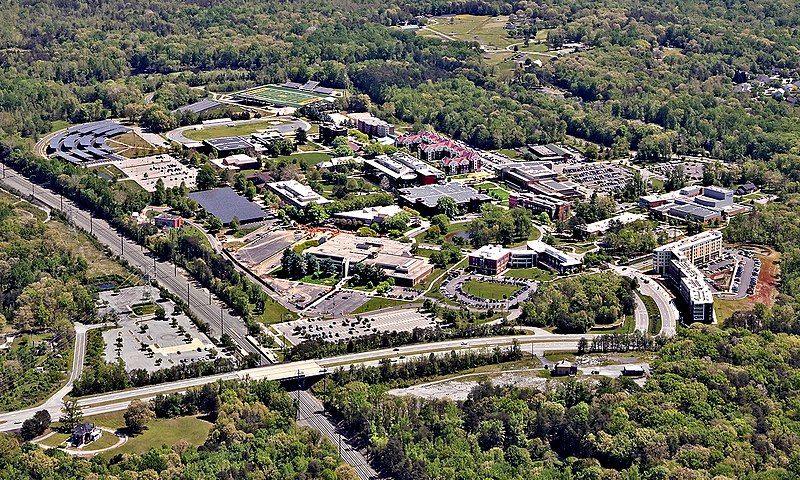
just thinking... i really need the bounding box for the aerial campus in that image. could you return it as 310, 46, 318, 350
0, 1, 798, 479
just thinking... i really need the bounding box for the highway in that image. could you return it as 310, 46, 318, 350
0, 163, 262, 361
0, 335, 590, 431
297, 391, 379, 480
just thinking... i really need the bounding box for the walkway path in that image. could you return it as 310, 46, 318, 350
33, 427, 127, 456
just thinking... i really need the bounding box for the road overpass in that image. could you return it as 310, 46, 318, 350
0, 334, 590, 431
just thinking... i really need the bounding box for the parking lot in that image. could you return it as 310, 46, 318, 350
235, 230, 300, 267
441, 272, 537, 309
704, 248, 758, 299
98, 286, 228, 372
274, 307, 437, 344
263, 277, 330, 309
560, 162, 632, 194
305, 290, 369, 318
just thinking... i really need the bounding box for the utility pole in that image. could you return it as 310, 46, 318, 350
187, 283, 190, 308
120, 234, 124, 255
220, 307, 224, 337
89, 214, 93, 234
60, 194, 63, 210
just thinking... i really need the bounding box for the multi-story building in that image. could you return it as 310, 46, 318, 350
509, 192, 571, 221
397, 131, 482, 174
469, 241, 581, 276
362, 152, 445, 187
653, 231, 722, 323
267, 180, 331, 208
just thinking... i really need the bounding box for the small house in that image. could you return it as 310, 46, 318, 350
552, 360, 577, 376
70, 423, 101, 446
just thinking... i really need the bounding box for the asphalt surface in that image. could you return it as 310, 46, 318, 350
0, 334, 591, 431
633, 294, 649, 333
612, 265, 679, 336
0, 163, 262, 361
297, 391, 379, 480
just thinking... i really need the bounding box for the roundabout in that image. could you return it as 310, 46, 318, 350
441, 272, 537, 309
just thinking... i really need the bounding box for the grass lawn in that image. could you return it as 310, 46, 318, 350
462, 280, 521, 300
352, 297, 410, 314
496, 148, 521, 159
183, 120, 276, 141
92, 414, 213, 459
504, 267, 553, 281
271, 152, 332, 167
714, 298, 748, 324
86, 432, 122, 450
131, 302, 158, 316
299, 273, 338, 286
589, 315, 634, 334
423, 14, 515, 49
256, 300, 297, 324
292, 239, 320, 253
639, 293, 662, 335
38, 432, 70, 447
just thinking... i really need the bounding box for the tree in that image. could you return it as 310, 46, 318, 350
207, 215, 223, 232
124, 399, 155, 434
436, 196, 460, 219
20, 410, 51, 440
295, 127, 308, 145
59, 400, 83, 431
230, 216, 240, 233
196, 163, 218, 190
431, 214, 450, 233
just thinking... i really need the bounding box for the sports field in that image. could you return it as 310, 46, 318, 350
237, 85, 326, 107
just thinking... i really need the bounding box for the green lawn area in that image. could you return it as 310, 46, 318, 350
91, 413, 213, 459
640, 293, 663, 335
271, 152, 332, 167
714, 298, 752, 324
38, 432, 69, 447
589, 315, 634, 334
495, 148, 521, 159
86, 432, 122, 450
299, 273, 338, 286
131, 302, 158, 316
183, 120, 276, 141
423, 14, 516, 48
462, 280, 521, 300
292, 239, 320, 253
257, 300, 297, 324
504, 267, 553, 281
352, 297, 410, 314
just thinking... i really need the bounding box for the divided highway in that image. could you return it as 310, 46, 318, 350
0, 163, 262, 361
0, 335, 590, 431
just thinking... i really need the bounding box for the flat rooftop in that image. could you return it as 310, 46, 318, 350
399, 183, 491, 208
267, 180, 330, 207
203, 136, 254, 152
188, 187, 266, 224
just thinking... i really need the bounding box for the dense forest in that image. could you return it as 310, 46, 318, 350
320, 325, 800, 479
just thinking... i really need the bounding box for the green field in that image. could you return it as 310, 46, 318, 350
504, 267, 553, 281
271, 152, 332, 166
183, 120, 276, 141
421, 15, 516, 48
238, 85, 328, 107
352, 297, 410, 314
462, 280, 521, 300
89, 413, 213, 459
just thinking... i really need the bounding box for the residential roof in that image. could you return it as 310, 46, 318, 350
188, 187, 266, 224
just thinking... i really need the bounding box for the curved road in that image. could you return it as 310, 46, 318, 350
612, 265, 679, 336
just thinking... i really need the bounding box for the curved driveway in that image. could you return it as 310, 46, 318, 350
611, 265, 679, 336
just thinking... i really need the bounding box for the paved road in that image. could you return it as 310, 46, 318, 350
633, 294, 649, 333
0, 163, 262, 361
0, 335, 590, 431
297, 391, 379, 480
612, 265, 679, 336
